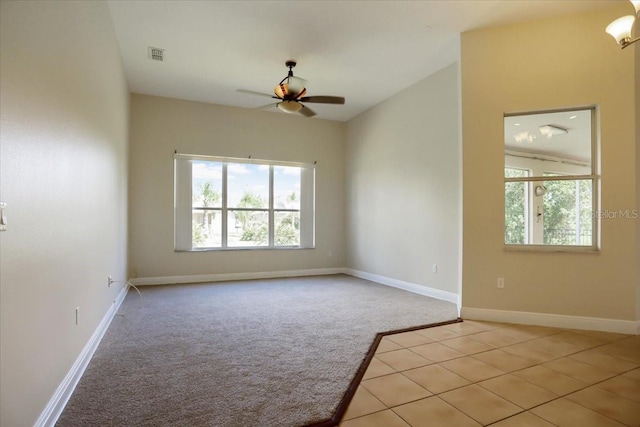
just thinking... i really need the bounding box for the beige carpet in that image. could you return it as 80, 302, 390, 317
56, 274, 458, 426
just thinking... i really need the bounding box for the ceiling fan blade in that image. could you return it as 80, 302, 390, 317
256, 102, 279, 111
299, 104, 316, 117
298, 96, 345, 105
236, 89, 278, 99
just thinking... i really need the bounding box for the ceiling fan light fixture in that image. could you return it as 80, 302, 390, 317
238, 60, 343, 118
274, 81, 306, 99
274, 83, 288, 98
277, 101, 302, 114
287, 76, 307, 97
606, 15, 636, 46
606, 1, 640, 49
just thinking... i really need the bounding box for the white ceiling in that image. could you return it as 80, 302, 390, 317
107, 0, 621, 122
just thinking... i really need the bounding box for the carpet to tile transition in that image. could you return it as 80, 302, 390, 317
56, 274, 458, 426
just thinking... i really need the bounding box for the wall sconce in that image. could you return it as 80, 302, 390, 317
606, 0, 640, 48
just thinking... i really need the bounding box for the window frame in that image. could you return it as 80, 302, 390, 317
174, 154, 315, 252
503, 106, 600, 252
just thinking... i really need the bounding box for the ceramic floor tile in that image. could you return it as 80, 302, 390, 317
363, 357, 396, 380
508, 324, 564, 338
595, 375, 640, 403
599, 337, 640, 364
441, 320, 497, 336
342, 386, 387, 421
392, 396, 481, 427
543, 357, 616, 384
546, 331, 607, 350
478, 374, 558, 409
376, 337, 403, 354
440, 336, 494, 355
347, 323, 637, 427
569, 348, 639, 374
512, 365, 587, 395
340, 409, 410, 427
623, 368, 640, 381
414, 327, 461, 341
531, 397, 626, 427
490, 412, 556, 427
499, 326, 551, 342
461, 319, 508, 330
439, 384, 522, 425
408, 342, 465, 362
385, 331, 433, 348
565, 386, 640, 426
439, 356, 505, 382
470, 329, 528, 348
569, 329, 630, 343
375, 349, 431, 372
528, 336, 584, 358
471, 349, 535, 372
501, 340, 563, 364
361, 373, 431, 407
401, 364, 470, 394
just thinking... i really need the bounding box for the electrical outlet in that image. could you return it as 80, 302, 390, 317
75, 307, 80, 325
432, 264, 438, 273
108, 275, 113, 287
497, 277, 505, 289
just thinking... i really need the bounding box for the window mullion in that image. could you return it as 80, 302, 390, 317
269, 165, 274, 247
222, 163, 228, 248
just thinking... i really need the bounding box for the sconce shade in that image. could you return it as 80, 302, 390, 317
606, 15, 636, 44
631, 0, 640, 15
277, 101, 302, 113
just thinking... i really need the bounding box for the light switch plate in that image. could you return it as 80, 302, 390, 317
0, 202, 6, 231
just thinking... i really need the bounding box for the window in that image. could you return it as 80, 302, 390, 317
175, 154, 315, 250
504, 107, 598, 249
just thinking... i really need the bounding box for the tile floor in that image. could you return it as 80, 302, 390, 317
340, 320, 640, 427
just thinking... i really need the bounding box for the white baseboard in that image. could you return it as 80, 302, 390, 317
343, 268, 461, 309
462, 307, 640, 335
35, 286, 128, 427
130, 268, 462, 312
130, 267, 344, 286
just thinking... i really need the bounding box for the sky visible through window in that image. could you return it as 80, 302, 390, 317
192, 161, 300, 208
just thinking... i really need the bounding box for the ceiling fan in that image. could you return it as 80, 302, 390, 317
237, 60, 345, 118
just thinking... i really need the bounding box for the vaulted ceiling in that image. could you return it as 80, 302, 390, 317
107, 1, 621, 121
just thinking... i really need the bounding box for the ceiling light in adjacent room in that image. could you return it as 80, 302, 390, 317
514, 131, 534, 143
539, 124, 568, 138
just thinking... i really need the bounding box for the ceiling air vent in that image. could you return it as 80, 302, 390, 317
148, 47, 164, 62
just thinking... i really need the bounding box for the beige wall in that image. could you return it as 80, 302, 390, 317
0, 1, 129, 426
636, 41, 640, 321
345, 63, 461, 295
461, 6, 638, 320
128, 94, 346, 278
